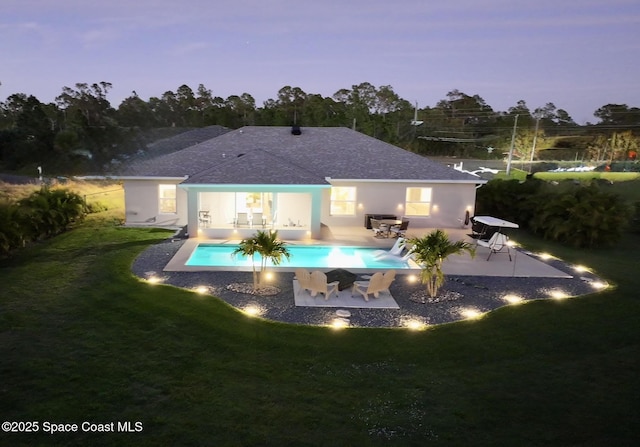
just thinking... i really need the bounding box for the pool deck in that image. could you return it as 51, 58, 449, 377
164, 226, 572, 278
132, 225, 607, 328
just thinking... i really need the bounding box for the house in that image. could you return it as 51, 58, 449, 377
114, 126, 486, 240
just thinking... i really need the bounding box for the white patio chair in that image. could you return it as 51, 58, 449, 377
352, 270, 396, 301
236, 212, 249, 227
477, 232, 511, 261
251, 212, 264, 228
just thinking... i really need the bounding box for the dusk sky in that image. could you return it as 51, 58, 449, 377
1, 0, 639, 124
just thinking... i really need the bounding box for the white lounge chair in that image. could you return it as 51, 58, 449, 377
352, 270, 396, 301
309, 271, 340, 300
373, 238, 406, 258
477, 232, 511, 261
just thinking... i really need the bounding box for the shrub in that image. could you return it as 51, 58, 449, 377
86, 201, 109, 213
477, 178, 634, 248
0, 201, 24, 256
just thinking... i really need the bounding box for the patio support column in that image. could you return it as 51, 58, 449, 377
310, 189, 323, 239
186, 188, 199, 238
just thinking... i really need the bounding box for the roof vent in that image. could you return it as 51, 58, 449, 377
291, 125, 301, 136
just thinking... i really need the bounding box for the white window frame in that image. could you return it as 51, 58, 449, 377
330, 186, 356, 216
405, 187, 432, 216
159, 184, 177, 214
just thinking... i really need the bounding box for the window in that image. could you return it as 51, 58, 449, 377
159, 184, 177, 214
330, 187, 356, 215
405, 187, 432, 216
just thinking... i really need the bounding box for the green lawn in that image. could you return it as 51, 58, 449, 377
1, 214, 639, 446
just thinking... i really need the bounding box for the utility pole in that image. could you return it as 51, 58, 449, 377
505, 114, 519, 177
529, 117, 540, 173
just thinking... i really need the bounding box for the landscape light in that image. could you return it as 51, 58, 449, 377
406, 274, 418, 283
147, 276, 162, 284
503, 294, 524, 304
539, 252, 553, 260
573, 265, 590, 273
404, 319, 426, 331
549, 290, 569, 299
243, 305, 263, 317
330, 318, 349, 329
590, 281, 607, 290
194, 286, 208, 294
460, 308, 483, 319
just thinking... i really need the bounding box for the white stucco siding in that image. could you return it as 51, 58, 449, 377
321, 181, 478, 229
123, 179, 187, 226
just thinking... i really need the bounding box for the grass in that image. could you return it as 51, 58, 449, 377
0, 179, 124, 209
1, 192, 639, 446
533, 172, 640, 182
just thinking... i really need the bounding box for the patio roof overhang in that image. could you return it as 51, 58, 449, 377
179, 183, 330, 192
325, 177, 488, 185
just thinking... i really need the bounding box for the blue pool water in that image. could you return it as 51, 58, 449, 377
186, 244, 413, 269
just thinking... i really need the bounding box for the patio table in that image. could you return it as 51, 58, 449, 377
325, 269, 357, 291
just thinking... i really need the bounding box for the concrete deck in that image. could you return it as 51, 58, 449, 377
164, 225, 572, 278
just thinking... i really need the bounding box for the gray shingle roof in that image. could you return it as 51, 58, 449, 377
116, 126, 482, 184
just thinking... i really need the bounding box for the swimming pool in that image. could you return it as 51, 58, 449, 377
185, 244, 414, 270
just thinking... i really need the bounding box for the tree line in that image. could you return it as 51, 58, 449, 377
1, 82, 639, 174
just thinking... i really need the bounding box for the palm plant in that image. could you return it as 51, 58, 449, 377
408, 229, 475, 302
232, 230, 290, 290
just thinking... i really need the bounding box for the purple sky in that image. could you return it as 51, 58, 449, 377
2, 0, 639, 123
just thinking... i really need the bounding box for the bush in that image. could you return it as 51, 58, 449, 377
475, 178, 544, 224
86, 201, 109, 213
0, 187, 87, 257
476, 178, 634, 248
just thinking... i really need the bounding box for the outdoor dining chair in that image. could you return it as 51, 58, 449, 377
389, 219, 409, 238
236, 212, 249, 227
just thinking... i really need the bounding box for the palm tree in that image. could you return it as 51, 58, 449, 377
232, 236, 260, 290
254, 230, 290, 286
408, 229, 475, 302
232, 230, 290, 290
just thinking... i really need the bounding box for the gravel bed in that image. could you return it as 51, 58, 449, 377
131, 237, 606, 329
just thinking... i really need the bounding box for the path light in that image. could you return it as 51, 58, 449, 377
330, 318, 349, 330
147, 276, 162, 284
549, 289, 570, 300
404, 319, 427, 331
503, 294, 524, 304
539, 252, 554, 260
590, 280, 607, 290
460, 308, 483, 319
243, 304, 263, 317
194, 285, 208, 294
573, 264, 590, 273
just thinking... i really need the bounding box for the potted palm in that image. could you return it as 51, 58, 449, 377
408, 229, 475, 302
233, 230, 290, 290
